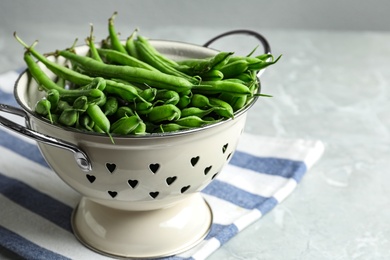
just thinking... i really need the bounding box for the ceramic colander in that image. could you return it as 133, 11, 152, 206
0, 30, 271, 258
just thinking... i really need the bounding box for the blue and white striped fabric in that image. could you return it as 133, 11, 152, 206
0, 70, 325, 260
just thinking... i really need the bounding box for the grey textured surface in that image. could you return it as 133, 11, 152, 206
1, 1, 390, 259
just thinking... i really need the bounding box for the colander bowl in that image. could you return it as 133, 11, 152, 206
0, 30, 270, 258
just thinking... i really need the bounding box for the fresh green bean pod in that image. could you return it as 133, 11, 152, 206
209, 97, 234, 118
174, 115, 218, 128
107, 12, 127, 54
158, 123, 190, 133
147, 104, 181, 123
87, 104, 111, 135
46, 89, 60, 111
103, 96, 119, 116
97, 48, 158, 71
181, 107, 215, 118
176, 94, 191, 109
135, 35, 178, 67
192, 80, 251, 96
115, 106, 135, 118
125, 28, 139, 58
35, 99, 52, 120
111, 115, 141, 135
219, 60, 248, 78
133, 121, 147, 135
135, 37, 198, 84
57, 49, 194, 93
73, 96, 89, 112
154, 89, 180, 105
59, 109, 78, 127
200, 70, 224, 81
85, 23, 103, 62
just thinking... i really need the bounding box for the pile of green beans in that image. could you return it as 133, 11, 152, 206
15, 12, 281, 141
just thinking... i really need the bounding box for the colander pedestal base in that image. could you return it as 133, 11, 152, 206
71, 193, 212, 258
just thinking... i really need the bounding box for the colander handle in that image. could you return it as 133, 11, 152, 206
0, 103, 92, 172
203, 29, 271, 54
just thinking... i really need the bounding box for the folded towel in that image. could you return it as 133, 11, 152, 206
0, 71, 325, 260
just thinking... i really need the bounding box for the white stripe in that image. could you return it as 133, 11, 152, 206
203, 194, 251, 225
0, 195, 111, 260
0, 70, 19, 92
0, 147, 80, 207
238, 132, 324, 164
218, 163, 290, 197
273, 178, 298, 203
191, 237, 221, 260
233, 208, 262, 231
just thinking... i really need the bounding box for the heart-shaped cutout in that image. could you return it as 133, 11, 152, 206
106, 163, 116, 173
222, 143, 228, 154
226, 152, 232, 161
149, 163, 160, 174
128, 179, 139, 189
181, 185, 190, 193
86, 174, 96, 183
149, 191, 159, 199
204, 166, 212, 175
166, 176, 177, 186
108, 191, 118, 198
190, 156, 199, 167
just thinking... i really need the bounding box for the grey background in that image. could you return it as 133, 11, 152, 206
0, 0, 389, 73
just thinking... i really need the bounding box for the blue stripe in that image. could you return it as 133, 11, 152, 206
0, 225, 70, 260
0, 129, 48, 167
230, 150, 307, 182
0, 173, 73, 232
0, 88, 18, 106
202, 180, 278, 213
206, 223, 239, 244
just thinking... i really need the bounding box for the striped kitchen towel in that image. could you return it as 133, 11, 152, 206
0, 70, 325, 260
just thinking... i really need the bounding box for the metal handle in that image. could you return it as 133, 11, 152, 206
0, 103, 92, 172
203, 29, 271, 54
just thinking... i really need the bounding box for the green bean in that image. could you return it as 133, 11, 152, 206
87, 103, 112, 141
219, 60, 248, 78
57, 100, 72, 112
133, 121, 146, 135
97, 48, 158, 71
23, 51, 66, 92
174, 115, 219, 128
130, 101, 153, 115
46, 89, 60, 111
35, 99, 52, 122
73, 96, 89, 112
57, 49, 194, 93
115, 106, 134, 118
135, 34, 178, 67
192, 80, 251, 96
125, 28, 139, 58
190, 94, 210, 109
219, 92, 247, 111
108, 12, 127, 54
139, 87, 157, 102
181, 107, 215, 118
176, 94, 191, 109
111, 115, 140, 135
85, 23, 103, 62
147, 104, 181, 123
247, 54, 282, 71
135, 35, 198, 84
103, 96, 118, 116
59, 109, 78, 126
200, 70, 224, 81
209, 97, 234, 118
154, 89, 180, 105
79, 114, 95, 131
177, 51, 234, 74
158, 123, 190, 133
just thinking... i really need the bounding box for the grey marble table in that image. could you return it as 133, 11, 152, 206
1, 26, 390, 259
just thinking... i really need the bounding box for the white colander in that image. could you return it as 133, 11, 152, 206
0, 30, 270, 258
